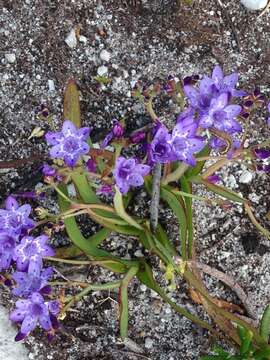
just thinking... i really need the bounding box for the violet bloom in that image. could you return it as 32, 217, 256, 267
45, 120, 90, 167
13, 235, 55, 276
113, 156, 151, 194
199, 93, 242, 133
0, 196, 35, 237
254, 148, 270, 159
200, 65, 246, 98
42, 164, 56, 177
170, 116, 205, 166
150, 126, 173, 164
101, 120, 124, 148
96, 184, 114, 196
0, 233, 16, 271
10, 292, 60, 340
86, 158, 97, 173
12, 267, 53, 298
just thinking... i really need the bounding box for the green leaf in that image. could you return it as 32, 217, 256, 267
237, 326, 253, 354
63, 78, 81, 127
114, 187, 143, 230
180, 176, 193, 258
260, 304, 270, 343
119, 265, 139, 339
191, 176, 247, 204
155, 224, 177, 256
253, 346, 270, 359
160, 185, 188, 259
185, 145, 210, 179
72, 173, 100, 204
55, 244, 83, 258
58, 184, 136, 273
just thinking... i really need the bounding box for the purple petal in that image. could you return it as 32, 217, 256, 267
199, 77, 213, 94
224, 105, 242, 118
39, 314, 52, 331
42, 245, 55, 257
184, 85, 199, 107
223, 73, 238, 88
17, 204, 31, 217
199, 114, 213, 128
117, 182, 130, 195
212, 66, 223, 84
128, 174, 144, 187
79, 142, 90, 154
21, 315, 38, 334
135, 164, 151, 177
77, 127, 90, 140
10, 309, 25, 323
5, 196, 19, 211
212, 93, 228, 111
45, 131, 62, 146
15, 332, 27, 342
62, 120, 76, 136
188, 138, 205, 152
50, 145, 64, 159
254, 149, 270, 159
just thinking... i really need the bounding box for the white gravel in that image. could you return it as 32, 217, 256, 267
0, 306, 29, 360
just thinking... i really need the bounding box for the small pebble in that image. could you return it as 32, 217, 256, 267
65, 29, 77, 48
100, 49, 111, 62
145, 337, 154, 349
239, 170, 253, 184
48, 79, 55, 92
5, 53, 16, 63
97, 65, 108, 76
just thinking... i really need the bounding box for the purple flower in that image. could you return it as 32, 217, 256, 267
45, 120, 90, 167
101, 120, 124, 148
10, 292, 60, 340
113, 156, 151, 194
12, 267, 53, 298
129, 131, 146, 144
42, 164, 56, 177
86, 158, 97, 173
150, 126, 173, 164
96, 184, 114, 196
170, 117, 205, 166
13, 235, 55, 276
207, 175, 221, 184
200, 65, 246, 98
254, 148, 270, 160
199, 93, 242, 133
0, 233, 16, 271
0, 196, 35, 237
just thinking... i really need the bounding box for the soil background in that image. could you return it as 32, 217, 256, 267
1, 0, 270, 359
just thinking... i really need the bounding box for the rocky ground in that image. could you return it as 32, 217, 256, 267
1, 0, 270, 359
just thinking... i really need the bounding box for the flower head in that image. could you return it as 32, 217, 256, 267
13, 235, 54, 276
45, 120, 90, 167
0, 232, 16, 271
199, 93, 242, 133
0, 196, 35, 237
10, 292, 60, 340
150, 126, 173, 164
113, 156, 151, 194
170, 116, 205, 166
12, 267, 53, 298
101, 120, 124, 148
200, 65, 246, 98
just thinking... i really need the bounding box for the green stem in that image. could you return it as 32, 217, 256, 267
63, 281, 121, 312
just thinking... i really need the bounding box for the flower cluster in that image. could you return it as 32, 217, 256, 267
183, 65, 246, 153
0, 196, 59, 341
